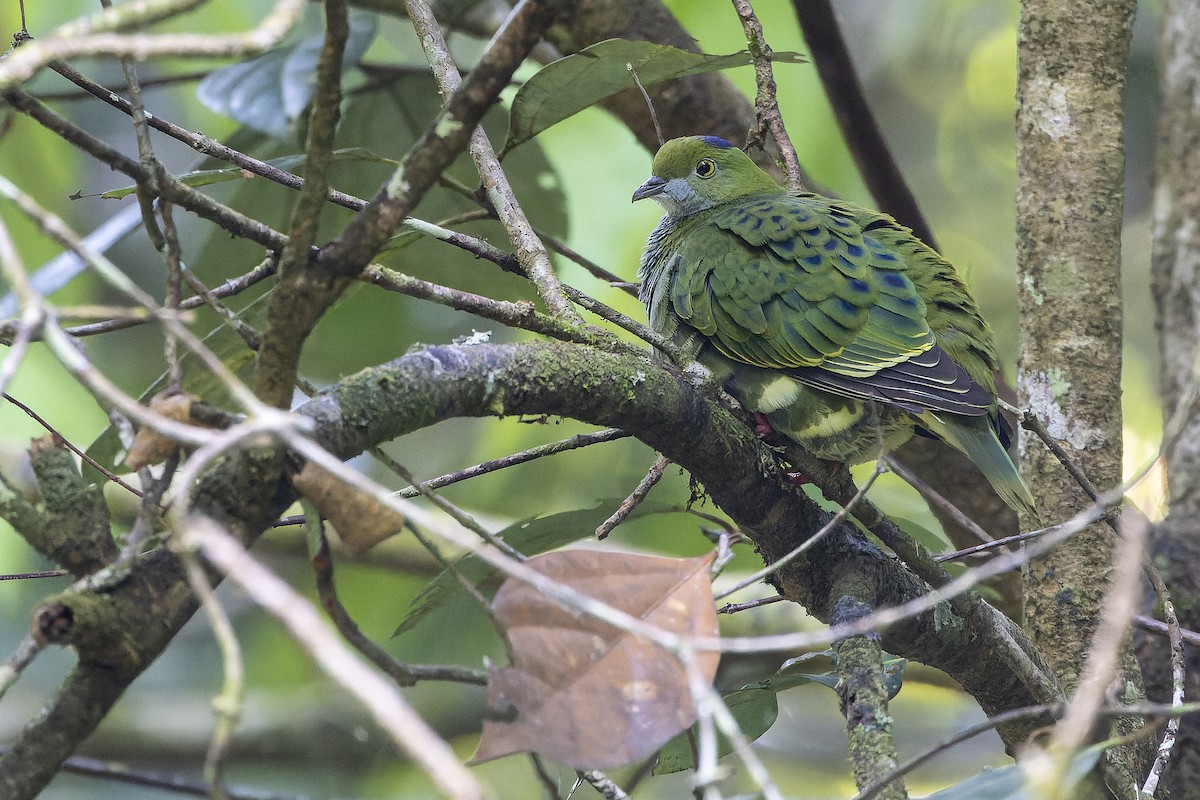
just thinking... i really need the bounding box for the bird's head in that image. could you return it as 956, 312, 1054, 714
632, 135, 783, 218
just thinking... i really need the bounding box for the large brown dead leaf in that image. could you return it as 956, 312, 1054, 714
472, 549, 719, 769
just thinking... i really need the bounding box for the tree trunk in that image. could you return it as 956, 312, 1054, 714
1147, 0, 1200, 795
1015, 0, 1149, 793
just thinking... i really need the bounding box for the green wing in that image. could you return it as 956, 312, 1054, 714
667, 193, 993, 417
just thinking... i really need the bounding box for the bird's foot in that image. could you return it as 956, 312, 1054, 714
785, 470, 813, 486
786, 458, 843, 488
753, 413, 774, 436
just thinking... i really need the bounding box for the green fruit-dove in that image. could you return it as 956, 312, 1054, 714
633, 135, 1034, 513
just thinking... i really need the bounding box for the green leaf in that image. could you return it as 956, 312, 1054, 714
772, 650, 906, 699
197, 10, 378, 137
651, 649, 904, 776
653, 685, 779, 775
771, 649, 838, 692
504, 39, 807, 152
890, 514, 951, 553
100, 148, 399, 199
920, 744, 1104, 799
392, 500, 678, 637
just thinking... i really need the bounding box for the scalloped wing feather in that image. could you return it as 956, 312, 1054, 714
661, 192, 993, 417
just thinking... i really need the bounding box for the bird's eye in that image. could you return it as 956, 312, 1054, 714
695, 158, 717, 179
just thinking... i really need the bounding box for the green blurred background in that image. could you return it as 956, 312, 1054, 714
0, 0, 1164, 796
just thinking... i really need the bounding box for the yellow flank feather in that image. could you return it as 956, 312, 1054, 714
756, 375, 802, 413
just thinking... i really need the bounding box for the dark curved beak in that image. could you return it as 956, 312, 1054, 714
632, 176, 667, 202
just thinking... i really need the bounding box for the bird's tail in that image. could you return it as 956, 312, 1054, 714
923, 412, 1036, 515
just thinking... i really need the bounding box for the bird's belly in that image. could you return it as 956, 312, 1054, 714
717, 361, 915, 463
768, 395, 914, 464
790, 405, 864, 438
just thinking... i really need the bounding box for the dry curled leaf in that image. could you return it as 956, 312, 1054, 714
124, 392, 196, 471
292, 461, 405, 554
472, 549, 719, 769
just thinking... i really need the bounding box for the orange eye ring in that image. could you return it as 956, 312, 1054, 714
695, 158, 717, 179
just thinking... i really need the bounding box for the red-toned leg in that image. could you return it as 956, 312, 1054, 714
753, 413, 774, 436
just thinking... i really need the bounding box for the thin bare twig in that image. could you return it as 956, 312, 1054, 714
0, 0, 305, 88
1135, 614, 1200, 648
933, 526, 1061, 563
851, 703, 1061, 800
1019, 407, 1104, 498
121, 453, 178, 557
0, 261, 277, 344
361, 264, 592, 345
0, 197, 262, 453
596, 453, 669, 539
714, 462, 887, 601
0, 635, 43, 700
45, 60, 370, 211
1141, 567, 1186, 796
374, 454, 526, 564
883, 455, 995, 544
578, 769, 630, 800
405, 0, 579, 323
120, 11, 186, 539
398, 428, 631, 498
0, 750, 297, 800
0, 175, 269, 419
705, 454, 1154, 657
718, 594, 784, 614
2, 392, 144, 498
178, 548, 244, 798
559, 283, 678, 358
177, 516, 486, 800
536, 227, 636, 294
1, 87, 289, 250
312, 524, 487, 686
687, 654, 784, 800
625, 63, 664, 147
731, 0, 803, 191
0, 570, 69, 581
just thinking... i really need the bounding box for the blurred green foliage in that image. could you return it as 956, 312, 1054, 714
0, 0, 1164, 797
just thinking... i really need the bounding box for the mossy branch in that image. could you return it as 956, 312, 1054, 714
0, 436, 116, 578
1, 340, 1058, 796
303, 340, 1056, 746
